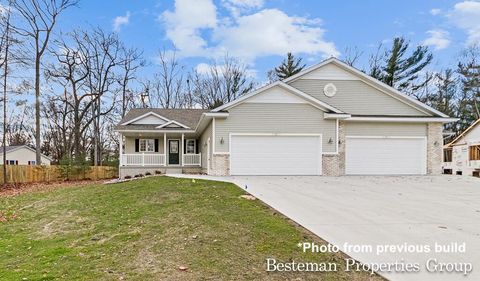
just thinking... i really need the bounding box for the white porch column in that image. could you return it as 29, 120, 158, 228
118, 133, 123, 166
163, 133, 167, 166
181, 133, 184, 166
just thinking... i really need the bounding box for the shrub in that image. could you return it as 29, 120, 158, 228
155, 170, 162, 175
145, 172, 152, 176
124, 175, 132, 179
134, 174, 144, 178
58, 154, 91, 180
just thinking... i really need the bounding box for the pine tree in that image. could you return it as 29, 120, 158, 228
375, 37, 433, 93
275, 52, 306, 80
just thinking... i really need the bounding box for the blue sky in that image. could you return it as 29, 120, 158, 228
58, 0, 480, 81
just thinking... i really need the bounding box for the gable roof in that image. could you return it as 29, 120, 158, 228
445, 119, 480, 147
0, 145, 53, 161
156, 120, 190, 129
283, 57, 449, 118
115, 108, 207, 131
211, 81, 344, 113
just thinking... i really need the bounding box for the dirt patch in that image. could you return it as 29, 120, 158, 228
0, 179, 108, 197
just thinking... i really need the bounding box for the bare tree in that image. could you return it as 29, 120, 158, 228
343, 46, 363, 67
11, 0, 77, 165
118, 46, 145, 117
148, 49, 185, 109
192, 55, 255, 109
0, 2, 12, 184
80, 28, 123, 166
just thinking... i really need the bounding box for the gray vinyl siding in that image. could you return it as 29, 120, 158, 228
200, 121, 212, 169
345, 122, 427, 137
215, 103, 337, 153
289, 79, 430, 116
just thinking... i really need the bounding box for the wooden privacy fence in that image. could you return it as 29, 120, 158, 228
0, 165, 118, 184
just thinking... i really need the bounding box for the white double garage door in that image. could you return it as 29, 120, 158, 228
230, 134, 427, 176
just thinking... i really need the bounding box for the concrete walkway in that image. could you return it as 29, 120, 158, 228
172, 174, 480, 281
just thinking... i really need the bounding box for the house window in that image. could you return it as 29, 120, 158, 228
186, 139, 196, 154
139, 139, 155, 152
443, 148, 452, 162
28, 161, 36, 165
6, 160, 18, 165
469, 145, 480, 161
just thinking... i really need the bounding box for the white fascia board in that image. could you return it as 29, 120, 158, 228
156, 120, 190, 129
204, 112, 229, 117
211, 81, 344, 114
279, 82, 344, 113
346, 117, 458, 123
114, 129, 196, 133
211, 82, 282, 112
121, 112, 170, 125
324, 113, 352, 119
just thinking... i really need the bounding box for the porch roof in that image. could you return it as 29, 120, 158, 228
115, 108, 208, 131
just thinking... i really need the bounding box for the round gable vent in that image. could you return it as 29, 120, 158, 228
323, 83, 337, 97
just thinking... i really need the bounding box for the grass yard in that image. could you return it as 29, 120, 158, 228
0, 176, 381, 280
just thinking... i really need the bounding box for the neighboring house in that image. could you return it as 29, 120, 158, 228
0, 145, 52, 165
114, 58, 454, 178
443, 119, 480, 177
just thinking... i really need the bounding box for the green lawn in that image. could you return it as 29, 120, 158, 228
0, 176, 380, 280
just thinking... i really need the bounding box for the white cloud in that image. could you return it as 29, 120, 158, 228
160, 0, 217, 56
213, 9, 339, 60
422, 29, 451, 50
113, 11, 131, 32
159, 0, 339, 62
430, 8, 442, 15
448, 1, 480, 45
222, 0, 264, 16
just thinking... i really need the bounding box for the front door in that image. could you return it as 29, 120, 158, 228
168, 140, 180, 165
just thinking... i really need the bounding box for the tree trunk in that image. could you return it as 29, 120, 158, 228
2, 13, 10, 185
35, 54, 42, 165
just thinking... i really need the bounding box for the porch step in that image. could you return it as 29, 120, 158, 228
165, 168, 183, 174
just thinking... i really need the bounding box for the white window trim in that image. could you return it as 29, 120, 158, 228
185, 139, 196, 154
139, 138, 155, 152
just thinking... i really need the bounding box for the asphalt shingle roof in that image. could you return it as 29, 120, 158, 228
115, 108, 208, 131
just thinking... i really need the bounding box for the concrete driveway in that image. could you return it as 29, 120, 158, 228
174, 175, 480, 281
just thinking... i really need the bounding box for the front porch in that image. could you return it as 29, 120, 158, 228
119, 132, 202, 174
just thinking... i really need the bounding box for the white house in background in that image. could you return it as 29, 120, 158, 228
443, 119, 480, 177
115, 58, 455, 179
0, 145, 52, 165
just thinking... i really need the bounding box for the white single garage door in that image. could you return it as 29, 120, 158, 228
345, 137, 427, 175
230, 135, 322, 175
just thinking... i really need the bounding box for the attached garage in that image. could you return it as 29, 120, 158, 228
345, 136, 427, 175
230, 134, 322, 175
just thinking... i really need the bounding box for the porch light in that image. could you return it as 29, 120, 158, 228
220, 137, 224, 144
328, 138, 333, 144
434, 141, 440, 147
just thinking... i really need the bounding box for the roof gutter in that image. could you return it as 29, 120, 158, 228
346, 117, 459, 123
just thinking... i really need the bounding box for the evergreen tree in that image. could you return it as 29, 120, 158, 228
275, 52, 306, 80
375, 37, 433, 93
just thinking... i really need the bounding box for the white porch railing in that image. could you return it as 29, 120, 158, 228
122, 154, 166, 166
183, 153, 201, 166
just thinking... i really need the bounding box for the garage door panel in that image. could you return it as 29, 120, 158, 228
230, 135, 322, 175
346, 137, 426, 175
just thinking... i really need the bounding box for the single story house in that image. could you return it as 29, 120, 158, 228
443, 119, 480, 177
0, 145, 52, 165
114, 58, 455, 178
